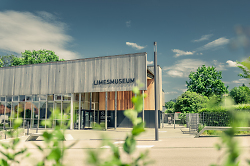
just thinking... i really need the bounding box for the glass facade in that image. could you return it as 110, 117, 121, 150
0, 92, 100, 129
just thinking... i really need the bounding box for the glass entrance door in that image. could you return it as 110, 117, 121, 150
81, 110, 94, 128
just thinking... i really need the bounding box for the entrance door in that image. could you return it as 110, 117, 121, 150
81, 110, 94, 128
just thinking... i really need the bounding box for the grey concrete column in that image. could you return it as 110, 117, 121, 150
78, 94, 81, 130
70, 93, 74, 130
105, 92, 108, 130
90, 92, 92, 127
115, 91, 117, 129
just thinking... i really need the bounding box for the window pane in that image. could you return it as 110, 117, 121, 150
26, 96, 32, 101
55, 95, 62, 101
33, 95, 39, 101
19, 95, 25, 101
0, 97, 5, 102
40, 95, 46, 101
63, 94, 71, 101
47, 94, 54, 101
63, 101, 70, 119
18, 102, 25, 118
39, 101, 46, 119
13, 96, 18, 101
6, 96, 12, 102
55, 101, 61, 119
47, 102, 53, 118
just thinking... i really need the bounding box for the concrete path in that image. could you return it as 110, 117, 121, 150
1, 124, 250, 166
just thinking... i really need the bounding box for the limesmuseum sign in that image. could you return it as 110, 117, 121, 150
93, 78, 135, 85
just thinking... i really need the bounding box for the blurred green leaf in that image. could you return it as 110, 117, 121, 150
0, 159, 8, 166
123, 136, 136, 154
47, 148, 61, 161
13, 118, 22, 129
132, 122, 145, 136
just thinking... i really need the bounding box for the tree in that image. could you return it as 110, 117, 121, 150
11, 49, 64, 66
186, 65, 228, 97
0, 54, 16, 67
174, 91, 209, 113
165, 101, 175, 113
229, 86, 250, 104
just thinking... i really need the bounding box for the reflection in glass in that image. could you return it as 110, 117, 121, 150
55, 95, 62, 101
13, 96, 18, 101
0, 97, 5, 102
40, 95, 46, 101
26, 96, 32, 101
47, 94, 54, 101
55, 101, 61, 119
7, 96, 12, 102
47, 102, 53, 119
63, 101, 70, 119
63, 94, 71, 101
33, 95, 39, 101
19, 95, 25, 101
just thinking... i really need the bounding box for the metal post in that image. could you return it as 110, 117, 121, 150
174, 113, 175, 129
79, 94, 81, 130
70, 93, 74, 129
142, 91, 144, 124
27, 121, 29, 135
154, 42, 159, 141
115, 91, 117, 129
90, 92, 92, 127
105, 92, 108, 130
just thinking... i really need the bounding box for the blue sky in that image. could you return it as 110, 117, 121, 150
0, 0, 250, 102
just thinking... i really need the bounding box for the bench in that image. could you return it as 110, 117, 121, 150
194, 126, 250, 138
25, 133, 74, 141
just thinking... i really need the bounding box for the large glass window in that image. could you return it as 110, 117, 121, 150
39, 101, 46, 128
33, 95, 39, 101
31, 102, 39, 128
47, 94, 54, 101
40, 95, 46, 101
26, 95, 32, 101
19, 95, 25, 101
0, 96, 5, 102
13, 96, 18, 102
63, 94, 71, 101
0, 102, 6, 124
55, 95, 62, 101
6, 96, 12, 102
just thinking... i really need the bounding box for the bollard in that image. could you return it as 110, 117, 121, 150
36, 124, 38, 133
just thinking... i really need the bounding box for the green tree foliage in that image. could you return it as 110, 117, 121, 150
229, 86, 250, 104
174, 91, 209, 113
165, 101, 175, 113
11, 50, 64, 66
0, 59, 3, 67
0, 55, 16, 67
186, 65, 228, 97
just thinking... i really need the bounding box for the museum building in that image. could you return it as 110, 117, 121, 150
0, 52, 164, 130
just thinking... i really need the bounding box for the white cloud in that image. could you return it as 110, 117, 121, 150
0, 11, 79, 60
172, 49, 195, 57
232, 78, 249, 84
163, 59, 208, 77
212, 60, 226, 71
147, 61, 153, 65
226, 60, 241, 67
198, 37, 230, 51
192, 34, 213, 42
126, 42, 145, 50
164, 91, 178, 95
126, 20, 131, 27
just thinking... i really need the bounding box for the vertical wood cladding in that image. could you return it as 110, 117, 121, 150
99, 78, 157, 110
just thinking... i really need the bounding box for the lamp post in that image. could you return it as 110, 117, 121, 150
154, 42, 159, 141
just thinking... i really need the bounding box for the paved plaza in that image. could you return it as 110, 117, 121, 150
1, 124, 250, 166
